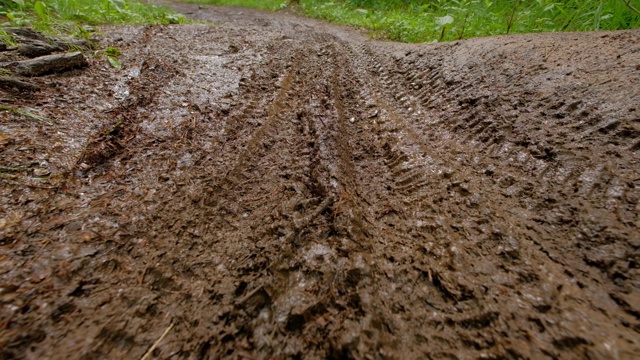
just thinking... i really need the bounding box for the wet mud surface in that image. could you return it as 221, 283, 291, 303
1, 4, 639, 359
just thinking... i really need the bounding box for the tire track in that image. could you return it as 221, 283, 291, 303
5, 9, 639, 359
366, 38, 639, 271
338, 37, 640, 358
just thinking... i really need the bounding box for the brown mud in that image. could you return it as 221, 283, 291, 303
1, 4, 639, 359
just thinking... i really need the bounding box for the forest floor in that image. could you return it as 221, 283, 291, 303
1, 3, 639, 359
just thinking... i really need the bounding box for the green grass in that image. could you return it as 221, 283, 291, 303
2, 0, 639, 44
182, 0, 285, 11
300, 0, 640, 42
0, 0, 186, 37
0, 105, 52, 124
184, 0, 640, 43
0, 29, 17, 45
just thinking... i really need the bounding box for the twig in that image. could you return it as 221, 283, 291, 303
0, 166, 30, 172
286, 196, 335, 243
0, 178, 59, 189
622, 0, 640, 16
0, 105, 53, 125
293, 196, 335, 230
140, 323, 174, 360
138, 265, 148, 286
238, 285, 266, 305
506, 0, 521, 34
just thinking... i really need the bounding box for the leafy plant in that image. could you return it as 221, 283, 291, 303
107, 55, 120, 68
0, 0, 187, 35
0, 105, 52, 124
98, 46, 122, 69
0, 30, 17, 47
622, 0, 640, 15
104, 46, 121, 57
188, 0, 639, 43
33, 1, 50, 23
179, 0, 285, 11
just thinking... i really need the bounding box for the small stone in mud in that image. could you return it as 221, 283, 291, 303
66, 221, 82, 232
177, 153, 194, 168
441, 168, 454, 179
33, 168, 50, 177
238, 286, 272, 316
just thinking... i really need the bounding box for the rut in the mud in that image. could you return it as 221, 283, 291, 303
0, 5, 639, 360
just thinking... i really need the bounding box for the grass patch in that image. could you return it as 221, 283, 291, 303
0, 0, 186, 36
300, 0, 640, 42
0, 105, 52, 124
181, 0, 285, 11
186, 0, 640, 42
0, 29, 17, 45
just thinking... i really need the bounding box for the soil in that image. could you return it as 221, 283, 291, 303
1, 3, 639, 359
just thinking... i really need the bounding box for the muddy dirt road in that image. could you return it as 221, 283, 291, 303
1, 4, 639, 359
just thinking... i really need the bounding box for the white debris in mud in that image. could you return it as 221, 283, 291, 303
177, 152, 194, 169
303, 243, 334, 263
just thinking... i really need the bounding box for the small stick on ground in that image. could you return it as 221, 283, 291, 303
293, 195, 335, 230
138, 265, 148, 286
238, 285, 266, 305
623, 0, 640, 16
0, 105, 52, 125
286, 195, 335, 243
140, 323, 174, 360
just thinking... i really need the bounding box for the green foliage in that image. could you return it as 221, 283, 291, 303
104, 45, 121, 56
0, 29, 17, 45
0, 105, 52, 124
0, 0, 187, 35
33, 1, 48, 20
107, 55, 120, 68
103, 46, 121, 68
187, 0, 640, 42
181, 0, 285, 11
298, 0, 640, 42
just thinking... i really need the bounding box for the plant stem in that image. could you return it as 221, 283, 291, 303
506, 0, 521, 35
622, 0, 640, 16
